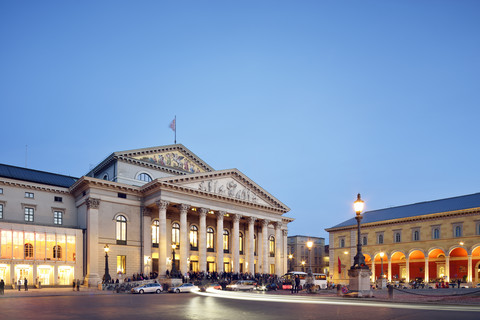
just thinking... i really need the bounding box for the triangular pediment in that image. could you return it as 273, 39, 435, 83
157, 169, 290, 212
115, 144, 214, 174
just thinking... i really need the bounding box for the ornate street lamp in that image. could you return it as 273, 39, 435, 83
171, 244, 178, 278
352, 194, 367, 269
379, 252, 385, 278
103, 244, 111, 283
288, 254, 293, 272
306, 241, 313, 275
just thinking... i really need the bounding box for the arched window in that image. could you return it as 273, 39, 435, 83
340, 238, 345, 248
116, 215, 127, 245
223, 229, 230, 253
378, 234, 384, 244
362, 236, 368, 246
455, 225, 462, 237
24, 243, 33, 258
413, 231, 419, 241
190, 225, 198, 250
433, 228, 440, 239
102, 174, 109, 180
172, 223, 180, 246
269, 235, 275, 257
239, 232, 244, 254
395, 232, 401, 243
207, 227, 214, 251
137, 173, 152, 182
152, 220, 159, 247
53, 245, 62, 259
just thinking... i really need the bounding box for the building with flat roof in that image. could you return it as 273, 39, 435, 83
287, 235, 326, 274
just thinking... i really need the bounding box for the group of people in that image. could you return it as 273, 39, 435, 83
72, 279, 81, 291
17, 278, 28, 291
290, 275, 301, 293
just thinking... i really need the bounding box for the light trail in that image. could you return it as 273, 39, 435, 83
193, 290, 480, 313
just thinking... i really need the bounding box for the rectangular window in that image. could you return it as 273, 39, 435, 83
54, 211, 63, 225
56, 234, 66, 261
0, 188, 3, 194
412, 228, 420, 241
25, 192, 34, 198
432, 226, 441, 239
1, 230, 12, 259
377, 233, 384, 244
117, 255, 126, 274
36, 233, 46, 260
24, 207, 34, 222
13, 231, 23, 259
46, 234, 56, 260
54, 196, 63, 202
394, 232, 401, 243
117, 193, 126, 199
0, 203, 3, 219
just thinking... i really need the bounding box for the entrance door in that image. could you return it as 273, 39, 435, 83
190, 261, 199, 272
240, 263, 244, 273
152, 259, 158, 274
207, 261, 215, 272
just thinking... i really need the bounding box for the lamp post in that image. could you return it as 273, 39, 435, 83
288, 254, 293, 272
171, 244, 178, 278
352, 194, 367, 269
301, 261, 305, 272
103, 244, 111, 283
307, 241, 313, 275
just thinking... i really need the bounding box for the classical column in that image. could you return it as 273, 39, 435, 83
199, 208, 208, 273
179, 204, 190, 275
387, 258, 392, 282
232, 214, 241, 273
261, 219, 269, 274
143, 208, 152, 275
156, 200, 169, 277
406, 257, 410, 282
424, 257, 429, 283
84, 198, 101, 287
282, 229, 288, 275
216, 211, 225, 273
372, 259, 375, 282
468, 255, 472, 283
445, 256, 450, 282
274, 222, 282, 276
247, 217, 255, 274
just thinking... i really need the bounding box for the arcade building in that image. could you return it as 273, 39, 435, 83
0, 144, 292, 287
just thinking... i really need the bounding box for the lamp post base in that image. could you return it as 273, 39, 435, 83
376, 278, 387, 289
348, 268, 372, 297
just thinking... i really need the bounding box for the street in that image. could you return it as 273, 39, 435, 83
0, 291, 479, 320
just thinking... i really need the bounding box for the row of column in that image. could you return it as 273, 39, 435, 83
156, 200, 286, 276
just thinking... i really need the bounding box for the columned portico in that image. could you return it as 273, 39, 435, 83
232, 214, 241, 273
199, 208, 208, 272
216, 211, 225, 273
157, 200, 169, 276
247, 217, 255, 274
179, 204, 190, 275
261, 219, 269, 274
84, 198, 101, 287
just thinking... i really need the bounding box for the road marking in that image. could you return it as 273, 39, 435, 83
193, 290, 480, 312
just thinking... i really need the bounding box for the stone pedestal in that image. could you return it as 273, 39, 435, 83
348, 268, 372, 297
376, 278, 387, 289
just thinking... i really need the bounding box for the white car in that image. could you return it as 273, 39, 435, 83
226, 280, 257, 291
168, 283, 199, 293
131, 283, 163, 294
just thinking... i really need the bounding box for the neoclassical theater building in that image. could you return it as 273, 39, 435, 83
326, 193, 480, 286
0, 144, 292, 287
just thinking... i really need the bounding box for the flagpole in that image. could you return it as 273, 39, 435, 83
174, 115, 176, 144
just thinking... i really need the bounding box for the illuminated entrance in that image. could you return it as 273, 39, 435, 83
37, 265, 53, 285
15, 265, 33, 285
58, 266, 74, 285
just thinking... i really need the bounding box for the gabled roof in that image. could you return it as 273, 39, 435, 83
0, 163, 78, 188
327, 192, 480, 230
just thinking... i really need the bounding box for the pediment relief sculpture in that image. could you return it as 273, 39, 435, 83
196, 179, 268, 205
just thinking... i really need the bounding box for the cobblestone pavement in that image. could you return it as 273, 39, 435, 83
1, 286, 479, 306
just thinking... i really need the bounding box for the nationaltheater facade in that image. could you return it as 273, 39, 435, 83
326, 193, 480, 286
0, 144, 292, 287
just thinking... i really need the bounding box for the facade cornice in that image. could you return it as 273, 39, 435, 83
325, 208, 480, 233
154, 168, 290, 212
0, 178, 71, 195
69, 176, 141, 195
117, 156, 189, 176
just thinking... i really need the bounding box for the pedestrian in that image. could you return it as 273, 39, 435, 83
295, 275, 300, 293
0, 279, 4, 295
18, 279, 21, 291
73, 280, 76, 291
24, 278, 28, 291
76, 279, 80, 291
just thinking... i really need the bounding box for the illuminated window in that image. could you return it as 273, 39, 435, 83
25, 192, 34, 198
269, 235, 275, 257
223, 229, 230, 253
0, 203, 3, 219
54, 211, 63, 225
152, 220, 159, 247
190, 225, 198, 250
24, 232, 34, 259
172, 223, 180, 246
35, 233, 45, 260
24, 207, 34, 222
53, 245, 62, 259
116, 215, 127, 245
137, 173, 152, 182
1, 230, 12, 259
239, 232, 244, 254
207, 227, 214, 251
117, 255, 126, 274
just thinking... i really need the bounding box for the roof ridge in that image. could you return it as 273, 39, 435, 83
0, 163, 78, 179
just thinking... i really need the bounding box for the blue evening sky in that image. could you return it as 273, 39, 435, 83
1, 1, 479, 242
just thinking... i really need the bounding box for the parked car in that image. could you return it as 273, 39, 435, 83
256, 282, 279, 291
131, 283, 163, 294
226, 280, 257, 291
168, 283, 199, 293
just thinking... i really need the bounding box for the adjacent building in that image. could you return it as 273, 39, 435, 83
326, 193, 480, 286
287, 235, 326, 274
0, 144, 293, 286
